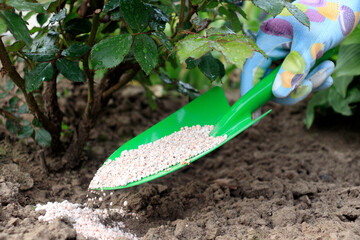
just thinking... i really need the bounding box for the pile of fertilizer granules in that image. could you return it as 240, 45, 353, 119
36, 200, 138, 240
89, 125, 227, 188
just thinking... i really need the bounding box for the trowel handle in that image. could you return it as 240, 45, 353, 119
211, 49, 335, 137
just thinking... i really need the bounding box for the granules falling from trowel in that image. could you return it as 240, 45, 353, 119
89, 125, 227, 189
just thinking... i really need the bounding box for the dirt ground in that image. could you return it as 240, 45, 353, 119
1, 86, 360, 240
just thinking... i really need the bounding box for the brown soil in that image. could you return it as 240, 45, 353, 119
1, 86, 360, 240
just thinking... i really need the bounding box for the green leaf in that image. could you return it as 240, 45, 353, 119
178, 81, 200, 99
64, 18, 91, 35
17, 104, 29, 114
185, 58, 201, 69
206, 26, 235, 36
191, 17, 210, 32
36, 13, 49, 26
0, 17, 7, 34
103, 0, 120, 12
342, 27, 360, 45
133, 34, 158, 75
6, 120, 18, 134
152, 32, 173, 51
284, 2, 310, 28
6, 41, 25, 52
0, 10, 32, 46
227, 3, 247, 19
110, 9, 122, 21
218, 6, 242, 32
198, 54, 225, 82
333, 44, 360, 78
175, 35, 211, 63
35, 128, 51, 147
9, 96, 18, 108
4, 80, 14, 91
49, 8, 66, 24
32, 118, 42, 127
329, 87, 360, 116
149, 7, 169, 31
6, 0, 44, 13
17, 125, 34, 139
252, 0, 285, 16
25, 63, 54, 93
210, 35, 255, 69
304, 89, 329, 128
56, 58, 85, 82
159, 73, 174, 84
119, 0, 152, 31
62, 43, 91, 57
25, 52, 57, 62
333, 76, 354, 98
91, 34, 132, 70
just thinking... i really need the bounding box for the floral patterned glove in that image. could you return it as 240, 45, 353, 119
241, 0, 360, 105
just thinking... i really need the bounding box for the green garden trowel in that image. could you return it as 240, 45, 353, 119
92, 51, 334, 190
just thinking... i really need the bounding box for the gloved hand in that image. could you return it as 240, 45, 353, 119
241, 0, 360, 105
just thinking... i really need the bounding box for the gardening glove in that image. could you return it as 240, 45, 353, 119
241, 0, 360, 105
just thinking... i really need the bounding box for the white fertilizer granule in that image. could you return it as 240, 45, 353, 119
36, 200, 138, 240
89, 125, 227, 189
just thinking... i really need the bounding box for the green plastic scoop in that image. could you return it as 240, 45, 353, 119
93, 51, 334, 190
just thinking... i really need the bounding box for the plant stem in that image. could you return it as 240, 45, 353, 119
102, 67, 140, 99
178, 0, 186, 33
84, 10, 100, 119
0, 107, 21, 126
0, 37, 57, 137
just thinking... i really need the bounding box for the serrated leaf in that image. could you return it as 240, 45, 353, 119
0, 10, 32, 46
25, 62, 53, 93
191, 17, 210, 32
284, 2, 310, 28
133, 34, 158, 75
56, 58, 85, 82
252, 0, 285, 16
62, 43, 91, 57
6, 0, 44, 13
6, 41, 25, 52
333, 76, 354, 98
198, 54, 225, 82
119, 0, 152, 31
175, 35, 211, 63
17, 125, 34, 139
333, 44, 360, 78
103, 0, 120, 12
185, 58, 201, 69
206, 26, 235, 36
91, 34, 132, 70
25, 52, 57, 62
210, 36, 255, 69
152, 32, 173, 51
149, 7, 169, 31
0, 17, 7, 34
35, 128, 51, 147
49, 8, 66, 24
64, 18, 91, 35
